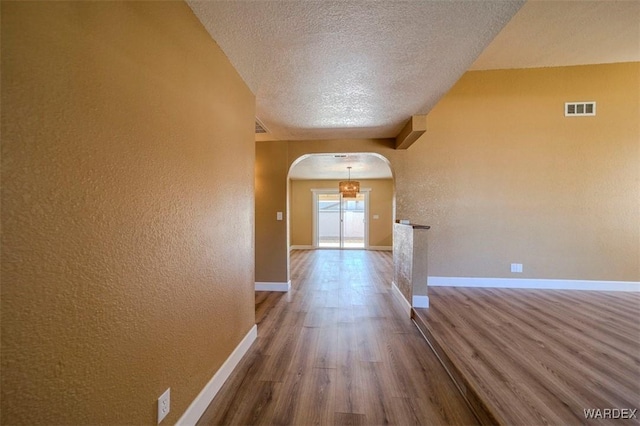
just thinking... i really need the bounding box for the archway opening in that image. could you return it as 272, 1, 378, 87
286, 153, 395, 270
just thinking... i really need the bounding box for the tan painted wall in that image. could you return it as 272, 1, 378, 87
290, 179, 394, 247
1, 3, 255, 424
255, 141, 289, 282
255, 63, 640, 284
416, 63, 639, 281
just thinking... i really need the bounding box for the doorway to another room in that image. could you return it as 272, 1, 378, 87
287, 153, 394, 253
315, 191, 368, 249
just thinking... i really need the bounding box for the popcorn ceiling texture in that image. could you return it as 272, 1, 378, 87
188, 0, 525, 140
1, 2, 255, 424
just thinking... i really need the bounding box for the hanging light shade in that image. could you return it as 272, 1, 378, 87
339, 166, 360, 198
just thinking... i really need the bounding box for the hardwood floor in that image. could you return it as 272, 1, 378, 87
198, 250, 478, 425
414, 287, 640, 426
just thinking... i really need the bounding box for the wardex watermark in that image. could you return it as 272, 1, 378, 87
584, 408, 637, 420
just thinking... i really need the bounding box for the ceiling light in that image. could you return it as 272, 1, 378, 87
339, 166, 360, 198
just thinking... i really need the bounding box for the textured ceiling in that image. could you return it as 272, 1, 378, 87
188, 0, 639, 180
289, 153, 393, 180
471, 0, 640, 70
188, 0, 524, 141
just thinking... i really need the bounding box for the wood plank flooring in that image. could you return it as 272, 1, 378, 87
414, 287, 640, 426
198, 250, 478, 425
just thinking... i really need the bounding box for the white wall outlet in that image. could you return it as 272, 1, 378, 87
276, 211, 283, 221
157, 388, 170, 424
373, 214, 380, 220
510, 263, 523, 273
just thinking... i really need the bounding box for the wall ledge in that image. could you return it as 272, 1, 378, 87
255, 281, 291, 292
177, 324, 257, 425
429, 277, 640, 292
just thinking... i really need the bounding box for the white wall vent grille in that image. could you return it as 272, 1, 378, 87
255, 119, 268, 134
565, 102, 596, 117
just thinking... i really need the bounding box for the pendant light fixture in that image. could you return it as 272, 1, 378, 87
339, 166, 360, 198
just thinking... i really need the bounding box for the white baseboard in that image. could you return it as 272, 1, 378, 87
368, 246, 392, 251
391, 281, 412, 317
429, 277, 640, 292
177, 324, 257, 426
412, 295, 430, 308
289, 245, 392, 251
255, 281, 291, 292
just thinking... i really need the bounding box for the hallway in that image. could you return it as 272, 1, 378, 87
198, 250, 477, 425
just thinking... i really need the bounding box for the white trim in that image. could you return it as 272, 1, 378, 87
310, 188, 372, 193
368, 246, 392, 251
255, 281, 291, 292
412, 295, 430, 308
177, 324, 257, 426
312, 190, 320, 247
428, 277, 640, 292
289, 245, 315, 250
290, 245, 314, 250
391, 281, 412, 317
363, 190, 370, 250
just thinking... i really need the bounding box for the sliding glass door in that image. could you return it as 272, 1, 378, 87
341, 194, 365, 248
317, 193, 341, 248
316, 191, 367, 249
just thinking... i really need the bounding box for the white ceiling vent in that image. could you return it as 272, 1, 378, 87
565, 102, 596, 117
255, 119, 268, 134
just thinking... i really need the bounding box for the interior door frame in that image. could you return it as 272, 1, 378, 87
311, 188, 370, 249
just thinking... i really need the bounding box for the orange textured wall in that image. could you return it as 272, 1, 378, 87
255, 63, 639, 283
412, 63, 639, 280
1, 2, 255, 424
255, 141, 289, 282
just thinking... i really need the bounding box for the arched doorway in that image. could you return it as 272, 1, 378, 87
287, 153, 395, 254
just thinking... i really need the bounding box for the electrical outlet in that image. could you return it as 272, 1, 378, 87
158, 388, 170, 424
510, 263, 523, 273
